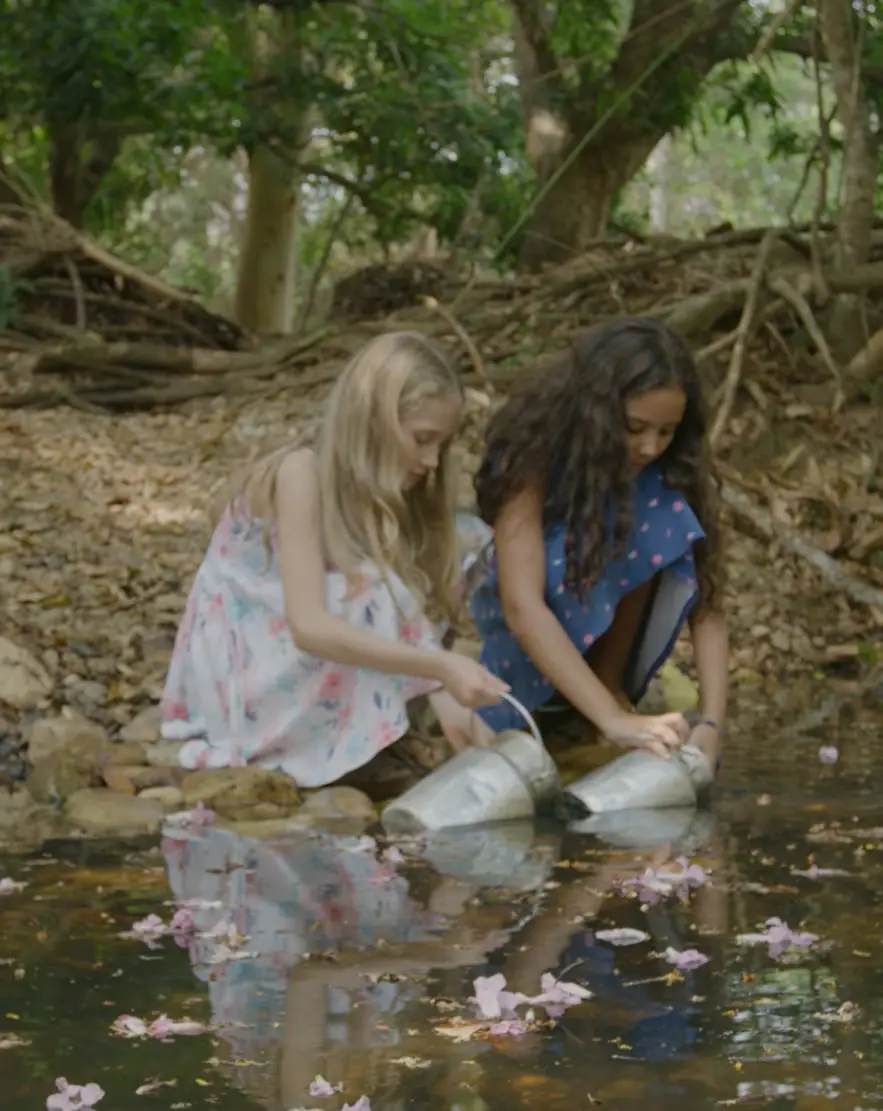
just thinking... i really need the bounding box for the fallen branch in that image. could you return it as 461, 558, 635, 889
709, 232, 775, 447
768, 275, 842, 398
845, 322, 883, 395
423, 295, 487, 380
722, 483, 883, 611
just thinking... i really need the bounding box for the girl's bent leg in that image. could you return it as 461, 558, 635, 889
585, 578, 656, 703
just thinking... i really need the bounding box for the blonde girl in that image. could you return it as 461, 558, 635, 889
160, 332, 507, 787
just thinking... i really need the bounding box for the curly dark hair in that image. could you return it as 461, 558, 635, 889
475, 316, 723, 614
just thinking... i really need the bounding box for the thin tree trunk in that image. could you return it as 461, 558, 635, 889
233, 6, 309, 335
234, 144, 301, 334
47, 123, 120, 228
818, 0, 878, 359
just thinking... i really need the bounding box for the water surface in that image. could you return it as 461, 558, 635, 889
3, 692, 882, 1110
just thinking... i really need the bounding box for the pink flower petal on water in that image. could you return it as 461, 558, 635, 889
309, 1075, 341, 1097
530, 972, 593, 1018
164, 802, 215, 832
595, 927, 649, 946
342, 1098, 371, 1111
47, 1078, 105, 1110
664, 947, 710, 971
169, 908, 195, 935
148, 1015, 206, 1039
111, 1015, 149, 1039
818, 745, 839, 765
471, 974, 509, 1019
489, 1019, 528, 1037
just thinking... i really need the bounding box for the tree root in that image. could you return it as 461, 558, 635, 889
6, 207, 883, 410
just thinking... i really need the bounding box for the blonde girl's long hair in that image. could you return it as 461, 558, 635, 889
217, 331, 464, 622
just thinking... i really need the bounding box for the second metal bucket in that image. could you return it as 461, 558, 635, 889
563, 743, 713, 817
381, 693, 559, 835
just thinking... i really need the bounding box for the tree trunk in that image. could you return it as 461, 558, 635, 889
47, 123, 120, 228
508, 0, 751, 270
234, 144, 301, 335
518, 133, 657, 269
818, 0, 879, 359
232, 5, 310, 336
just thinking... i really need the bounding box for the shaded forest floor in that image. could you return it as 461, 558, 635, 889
1, 204, 882, 760
1, 360, 879, 748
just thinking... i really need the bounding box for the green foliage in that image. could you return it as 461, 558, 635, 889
0, 0, 246, 137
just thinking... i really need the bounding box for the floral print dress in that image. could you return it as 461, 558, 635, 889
160, 498, 489, 787
162, 497, 440, 786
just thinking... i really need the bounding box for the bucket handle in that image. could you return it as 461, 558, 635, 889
499, 691, 543, 745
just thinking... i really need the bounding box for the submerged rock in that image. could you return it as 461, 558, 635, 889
180, 766, 301, 821
0, 787, 63, 853
65, 787, 164, 836
0, 637, 53, 711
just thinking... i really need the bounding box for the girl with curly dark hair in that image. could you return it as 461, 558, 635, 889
469, 316, 728, 773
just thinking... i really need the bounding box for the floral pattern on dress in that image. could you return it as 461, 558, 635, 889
160, 498, 487, 787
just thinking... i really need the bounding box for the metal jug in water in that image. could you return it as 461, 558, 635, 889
381, 694, 559, 835
562, 743, 713, 818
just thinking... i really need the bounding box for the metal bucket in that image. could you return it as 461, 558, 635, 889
562, 743, 713, 818
381, 693, 559, 835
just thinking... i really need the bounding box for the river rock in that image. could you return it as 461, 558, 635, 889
145, 740, 185, 767
28, 712, 107, 764
0, 787, 63, 853
101, 741, 148, 768
138, 785, 185, 810
65, 788, 164, 836
298, 786, 378, 830
26, 732, 109, 803
102, 764, 183, 796
636, 661, 699, 715
0, 638, 53, 711
180, 767, 301, 821
120, 704, 162, 744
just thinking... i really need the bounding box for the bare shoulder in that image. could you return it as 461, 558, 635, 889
276, 448, 320, 509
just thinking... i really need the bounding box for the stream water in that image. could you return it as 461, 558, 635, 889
2, 696, 882, 1111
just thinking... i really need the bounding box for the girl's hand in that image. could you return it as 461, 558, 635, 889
601, 710, 689, 760
437, 653, 509, 710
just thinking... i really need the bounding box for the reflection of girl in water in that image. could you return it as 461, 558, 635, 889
161, 824, 528, 1109
162, 826, 441, 1105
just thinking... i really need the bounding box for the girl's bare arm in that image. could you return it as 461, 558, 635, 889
275, 450, 447, 681
494, 487, 627, 733
494, 488, 686, 754
688, 608, 729, 766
